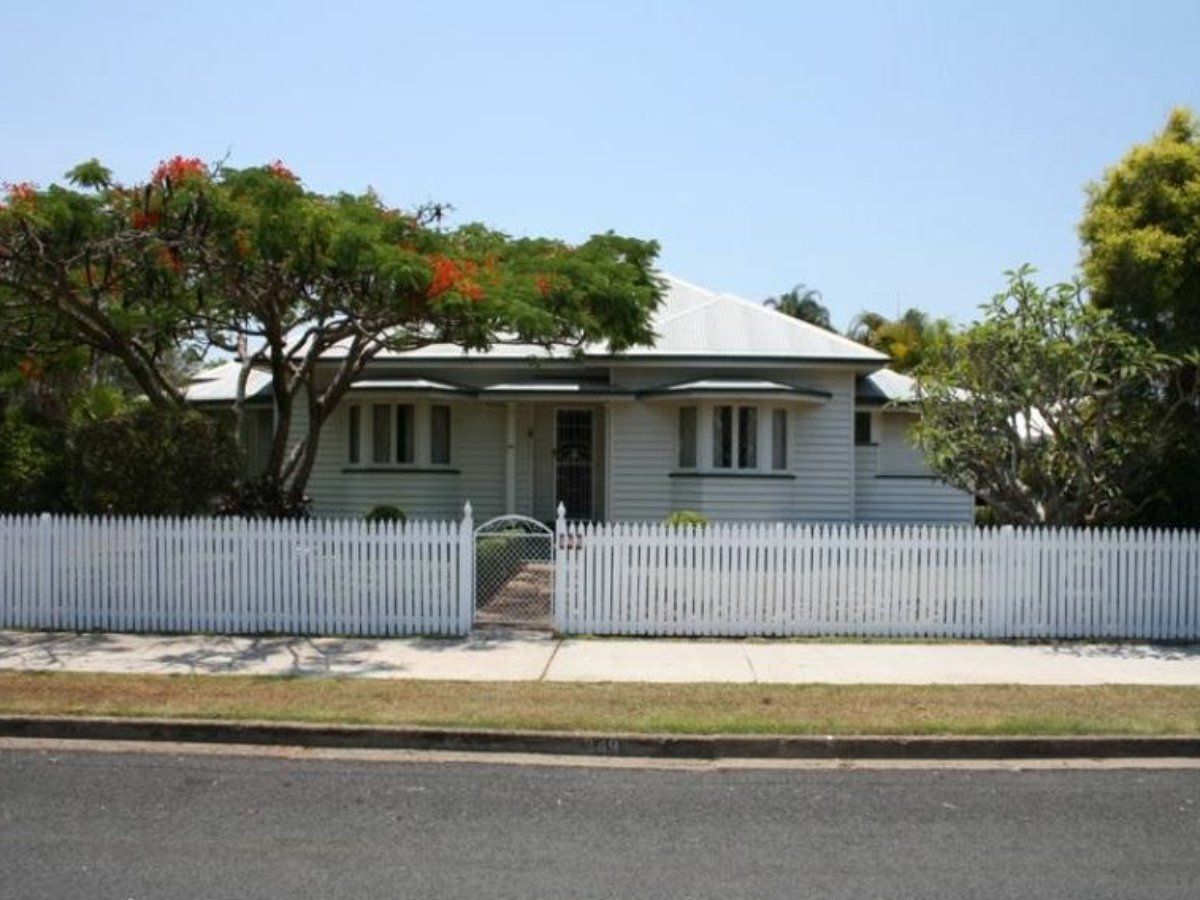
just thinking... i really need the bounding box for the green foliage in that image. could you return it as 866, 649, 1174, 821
910, 267, 1197, 525
1, 157, 664, 507
67, 406, 240, 515
0, 408, 67, 512
665, 510, 710, 528
364, 504, 406, 524
764, 284, 832, 330
1079, 107, 1200, 525
1080, 107, 1200, 353
214, 474, 311, 519
847, 308, 953, 373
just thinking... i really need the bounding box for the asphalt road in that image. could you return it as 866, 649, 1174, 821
1, 747, 1198, 899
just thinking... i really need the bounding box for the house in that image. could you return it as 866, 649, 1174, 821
186, 275, 974, 524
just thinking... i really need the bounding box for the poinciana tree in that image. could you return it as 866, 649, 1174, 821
0, 158, 663, 512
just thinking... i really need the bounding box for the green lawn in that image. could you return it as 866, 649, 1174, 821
2, 672, 1199, 736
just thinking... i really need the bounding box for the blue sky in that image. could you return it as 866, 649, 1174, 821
3, 1, 1197, 328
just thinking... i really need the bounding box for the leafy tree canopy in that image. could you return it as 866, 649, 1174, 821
1080, 107, 1200, 353
1, 158, 664, 509
911, 267, 1198, 526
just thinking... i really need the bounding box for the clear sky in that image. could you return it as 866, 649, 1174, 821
3, 1, 1197, 328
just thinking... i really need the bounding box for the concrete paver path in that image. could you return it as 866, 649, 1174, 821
3, 630, 1200, 685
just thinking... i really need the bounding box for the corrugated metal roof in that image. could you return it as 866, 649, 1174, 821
857, 368, 919, 404
332, 274, 888, 363
183, 361, 272, 403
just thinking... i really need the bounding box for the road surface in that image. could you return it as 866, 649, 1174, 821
0, 745, 1197, 899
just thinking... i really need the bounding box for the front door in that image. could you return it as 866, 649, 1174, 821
555, 409, 594, 520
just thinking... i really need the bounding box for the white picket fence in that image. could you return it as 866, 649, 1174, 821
554, 521, 1200, 639
3, 509, 1200, 640
0, 512, 474, 636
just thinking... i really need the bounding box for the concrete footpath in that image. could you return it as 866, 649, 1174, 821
3, 630, 1200, 685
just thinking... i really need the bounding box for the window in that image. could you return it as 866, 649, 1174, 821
430, 404, 451, 465
678, 406, 697, 468
348, 406, 361, 464
712, 406, 733, 468
737, 407, 758, 469
396, 404, 415, 464
855, 411, 873, 445
711, 405, 762, 470
771, 409, 787, 470
372, 404, 392, 464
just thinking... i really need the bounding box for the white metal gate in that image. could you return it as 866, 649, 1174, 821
474, 515, 556, 629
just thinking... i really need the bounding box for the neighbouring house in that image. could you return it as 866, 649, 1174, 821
186, 275, 973, 523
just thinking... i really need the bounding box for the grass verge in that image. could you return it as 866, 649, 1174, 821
1, 672, 1199, 736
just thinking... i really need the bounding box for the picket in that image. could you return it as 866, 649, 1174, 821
556, 519, 1200, 640
0, 512, 470, 636
4, 511, 1200, 641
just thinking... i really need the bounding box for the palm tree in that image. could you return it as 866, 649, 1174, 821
847, 307, 952, 372
764, 284, 832, 330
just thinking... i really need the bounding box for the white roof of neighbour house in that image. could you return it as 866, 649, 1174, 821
857, 368, 919, 405
327, 274, 889, 364
184, 361, 272, 403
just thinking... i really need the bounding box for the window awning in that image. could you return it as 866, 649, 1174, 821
478, 381, 634, 401
639, 378, 830, 403
347, 378, 471, 395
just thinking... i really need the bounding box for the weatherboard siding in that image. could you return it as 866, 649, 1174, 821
606, 368, 856, 522
853, 446, 973, 523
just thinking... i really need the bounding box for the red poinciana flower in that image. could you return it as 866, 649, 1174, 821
535, 275, 555, 298
266, 159, 297, 182
151, 156, 207, 186
3, 182, 37, 205
156, 245, 183, 273
130, 209, 162, 230
427, 255, 461, 298
16, 357, 43, 381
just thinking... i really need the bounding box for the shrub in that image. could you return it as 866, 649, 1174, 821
365, 504, 406, 524
0, 409, 67, 512
665, 509, 709, 528
216, 474, 311, 519
68, 406, 240, 515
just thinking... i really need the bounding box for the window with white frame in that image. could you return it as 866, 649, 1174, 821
677, 406, 697, 468
771, 408, 788, 470
693, 403, 784, 472
430, 404, 451, 465
371, 404, 392, 464
396, 404, 415, 463
347, 401, 449, 467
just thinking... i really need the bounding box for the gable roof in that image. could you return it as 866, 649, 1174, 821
330, 274, 888, 364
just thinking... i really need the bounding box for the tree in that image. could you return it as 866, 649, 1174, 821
0, 158, 664, 511
1079, 107, 1200, 524
0, 159, 212, 409
1080, 107, 1200, 353
764, 284, 831, 329
910, 267, 1197, 526
847, 307, 951, 372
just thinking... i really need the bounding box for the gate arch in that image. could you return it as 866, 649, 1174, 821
474, 515, 555, 629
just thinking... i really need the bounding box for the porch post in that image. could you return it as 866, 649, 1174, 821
504, 401, 517, 514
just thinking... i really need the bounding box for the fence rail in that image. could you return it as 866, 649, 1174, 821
0, 513, 474, 636
555, 521, 1200, 639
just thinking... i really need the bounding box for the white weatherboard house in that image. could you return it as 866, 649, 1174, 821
187, 275, 973, 524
